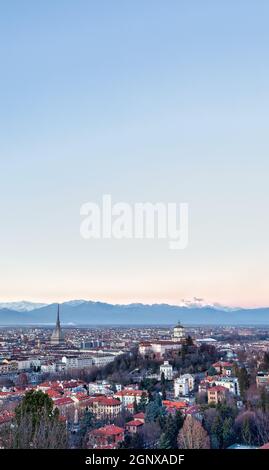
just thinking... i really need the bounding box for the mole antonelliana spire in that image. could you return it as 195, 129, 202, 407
51, 304, 64, 345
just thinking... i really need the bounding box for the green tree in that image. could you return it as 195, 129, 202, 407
159, 411, 184, 448
159, 432, 172, 449
78, 410, 94, 447
185, 335, 194, 347
207, 366, 218, 376
235, 367, 249, 399
8, 390, 67, 449
15, 390, 57, 428
160, 372, 166, 400
145, 395, 165, 423
137, 393, 148, 413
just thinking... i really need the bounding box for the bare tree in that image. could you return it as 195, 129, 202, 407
2, 412, 68, 449
177, 415, 210, 449
142, 422, 161, 448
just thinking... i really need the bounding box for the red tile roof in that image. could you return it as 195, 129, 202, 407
91, 425, 124, 436
91, 396, 121, 406
208, 385, 227, 392
0, 411, 15, 424
163, 400, 188, 409
46, 389, 62, 399
115, 390, 146, 397
213, 362, 233, 368
126, 420, 144, 427
54, 397, 74, 406
133, 412, 145, 419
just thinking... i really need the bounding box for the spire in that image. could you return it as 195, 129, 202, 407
51, 303, 64, 345
56, 304, 60, 327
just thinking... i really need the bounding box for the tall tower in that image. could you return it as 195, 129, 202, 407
51, 304, 64, 345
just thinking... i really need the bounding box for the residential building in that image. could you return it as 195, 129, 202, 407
160, 361, 173, 380
207, 385, 227, 404
89, 396, 122, 419
256, 371, 269, 388
114, 389, 148, 407
214, 377, 240, 396
125, 419, 144, 434
212, 361, 233, 377
87, 425, 124, 449
174, 374, 194, 397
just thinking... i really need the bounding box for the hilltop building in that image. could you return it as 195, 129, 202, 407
172, 321, 185, 342
139, 321, 186, 358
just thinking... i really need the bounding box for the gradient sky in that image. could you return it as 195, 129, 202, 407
0, 1, 269, 307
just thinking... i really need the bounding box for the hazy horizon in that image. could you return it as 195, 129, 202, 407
0, 297, 268, 310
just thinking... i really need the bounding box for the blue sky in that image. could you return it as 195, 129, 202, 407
0, 1, 268, 306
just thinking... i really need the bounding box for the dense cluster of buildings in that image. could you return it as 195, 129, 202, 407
1, 314, 269, 449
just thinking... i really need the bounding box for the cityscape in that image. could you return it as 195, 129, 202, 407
1, 0, 269, 461
1, 303, 269, 449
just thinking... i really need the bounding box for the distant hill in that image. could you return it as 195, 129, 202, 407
0, 300, 268, 325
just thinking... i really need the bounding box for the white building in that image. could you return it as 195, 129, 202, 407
172, 322, 185, 342
214, 377, 240, 396
17, 359, 33, 371
174, 374, 194, 397
40, 362, 56, 373
139, 341, 182, 358
62, 355, 94, 369
160, 361, 173, 380
92, 353, 115, 368
114, 389, 148, 407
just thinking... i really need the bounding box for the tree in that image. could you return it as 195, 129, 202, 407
15, 390, 56, 427
120, 428, 144, 450
241, 416, 252, 445
77, 410, 94, 448
16, 373, 28, 388
5, 390, 67, 449
234, 410, 269, 447
145, 395, 165, 424
210, 413, 223, 448
159, 432, 172, 449
262, 352, 269, 371
142, 422, 162, 448
207, 366, 218, 376
204, 403, 237, 449
137, 393, 148, 413
235, 366, 249, 399
222, 417, 235, 448
159, 411, 184, 449
259, 387, 269, 413
160, 372, 166, 400
185, 335, 194, 347
177, 416, 210, 449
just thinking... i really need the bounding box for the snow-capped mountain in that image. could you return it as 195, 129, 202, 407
0, 299, 267, 325
0, 298, 239, 313
177, 297, 239, 311
0, 301, 47, 312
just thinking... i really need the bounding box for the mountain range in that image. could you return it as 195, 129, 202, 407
0, 300, 268, 326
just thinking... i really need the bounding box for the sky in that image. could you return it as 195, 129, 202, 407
0, 1, 269, 307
